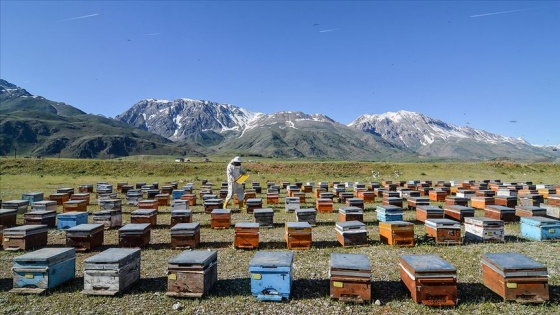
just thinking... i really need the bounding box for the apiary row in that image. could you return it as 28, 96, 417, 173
7, 246, 551, 305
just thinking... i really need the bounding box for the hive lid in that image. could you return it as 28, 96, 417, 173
5, 224, 48, 232
444, 205, 474, 212
235, 222, 260, 228
286, 222, 311, 229
84, 248, 140, 265
520, 216, 560, 225
169, 249, 217, 266
400, 254, 456, 273
131, 209, 157, 215
57, 211, 88, 217
254, 208, 274, 214
119, 223, 151, 231
482, 252, 547, 271
211, 209, 231, 214
295, 208, 316, 214
339, 206, 363, 214
171, 209, 192, 215
0, 208, 19, 215
24, 210, 56, 216
330, 253, 370, 271
66, 223, 104, 232
335, 221, 366, 229
14, 247, 75, 263
249, 251, 294, 267
425, 219, 461, 228
170, 222, 200, 231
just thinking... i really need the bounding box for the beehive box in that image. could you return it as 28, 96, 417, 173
284, 197, 300, 213
376, 205, 403, 222
65, 223, 105, 251
170, 222, 200, 249
345, 197, 364, 210
211, 209, 231, 229
92, 210, 122, 230
130, 209, 158, 227
249, 251, 294, 301
470, 196, 495, 209
154, 194, 170, 207
70, 193, 90, 205
203, 198, 222, 214
338, 206, 364, 222
481, 253, 549, 303
167, 250, 218, 298
379, 221, 414, 246
79, 184, 94, 193
337, 192, 354, 203
335, 221, 367, 247
316, 198, 333, 213
444, 196, 469, 207
443, 205, 474, 223
3, 200, 30, 214
31, 200, 57, 211
295, 208, 317, 226
382, 197, 403, 208
98, 199, 122, 212
265, 192, 279, 205
246, 198, 263, 214
56, 187, 75, 196
285, 222, 312, 249
3, 225, 48, 251
82, 248, 141, 296
170, 209, 192, 227
254, 208, 274, 228
456, 189, 475, 199
118, 223, 151, 248
520, 217, 560, 241
0, 208, 18, 227
548, 194, 560, 207
464, 217, 504, 242
399, 254, 457, 306
57, 212, 88, 230
171, 199, 189, 211
22, 192, 44, 203
541, 204, 560, 219
425, 219, 462, 245
485, 205, 517, 222
428, 190, 447, 202
181, 193, 197, 206
494, 196, 518, 208
234, 222, 260, 249
11, 247, 76, 294
519, 194, 544, 207
49, 193, 70, 206
137, 199, 159, 212
416, 205, 444, 223
406, 197, 430, 210
515, 205, 547, 218
126, 189, 143, 205
24, 210, 57, 228
329, 253, 371, 303
63, 200, 87, 213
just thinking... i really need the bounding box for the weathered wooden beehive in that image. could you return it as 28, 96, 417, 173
379, 221, 414, 246
24, 210, 57, 228
335, 221, 367, 247
338, 206, 364, 222
424, 219, 462, 245
167, 250, 218, 298
65, 223, 105, 251
170, 222, 200, 249
3, 225, 48, 251
131, 209, 158, 227
443, 205, 474, 223
295, 208, 317, 226
118, 223, 151, 248
329, 253, 371, 303
464, 217, 504, 242
285, 222, 312, 249
234, 222, 260, 249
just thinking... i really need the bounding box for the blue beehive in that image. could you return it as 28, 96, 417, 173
249, 251, 294, 301
172, 189, 185, 200
520, 217, 560, 241
376, 205, 403, 222
21, 192, 44, 203
11, 247, 76, 294
57, 212, 89, 230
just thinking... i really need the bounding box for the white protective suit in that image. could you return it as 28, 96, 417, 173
224, 156, 245, 208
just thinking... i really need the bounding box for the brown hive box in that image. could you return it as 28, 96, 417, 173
118, 223, 151, 248
70, 193, 91, 204
49, 193, 70, 206
211, 209, 231, 229
338, 206, 364, 222
79, 184, 94, 193
3, 225, 48, 251
234, 222, 259, 249
0, 209, 19, 227
399, 254, 458, 306
246, 198, 263, 214
429, 190, 447, 202
266, 192, 279, 204
424, 219, 462, 245
170, 222, 200, 249
23, 210, 57, 228
137, 199, 159, 212
406, 197, 430, 210
130, 209, 158, 227
203, 198, 222, 214
155, 194, 170, 206
330, 253, 371, 303
170, 209, 192, 227
484, 205, 518, 222
416, 205, 444, 223
547, 194, 560, 207
316, 198, 333, 213
443, 205, 474, 222
444, 196, 469, 206
63, 200, 87, 213
481, 252, 549, 303
285, 222, 312, 249
357, 190, 375, 203
92, 210, 123, 230
378, 221, 414, 246
335, 221, 367, 247
181, 193, 197, 206
515, 206, 547, 218
470, 196, 495, 210
383, 197, 403, 208
167, 250, 218, 298
494, 196, 518, 208
82, 247, 140, 296
65, 223, 105, 252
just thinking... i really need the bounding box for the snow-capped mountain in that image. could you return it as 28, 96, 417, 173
115, 98, 262, 142
349, 110, 528, 149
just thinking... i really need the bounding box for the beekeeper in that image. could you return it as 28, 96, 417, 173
223, 156, 246, 209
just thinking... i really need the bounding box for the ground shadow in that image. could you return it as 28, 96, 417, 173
313, 240, 341, 249
292, 278, 330, 299
127, 276, 168, 294
209, 277, 251, 297
0, 278, 12, 292
504, 235, 530, 243
371, 280, 409, 303
258, 241, 287, 250
147, 242, 171, 250
199, 241, 234, 249
456, 282, 503, 304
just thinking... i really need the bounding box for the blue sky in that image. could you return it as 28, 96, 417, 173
2, 1, 559, 145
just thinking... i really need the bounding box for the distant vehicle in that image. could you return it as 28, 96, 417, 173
175, 157, 185, 162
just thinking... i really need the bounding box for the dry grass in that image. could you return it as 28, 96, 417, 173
0, 158, 559, 314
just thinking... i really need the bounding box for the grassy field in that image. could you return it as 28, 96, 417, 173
0, 158, 559, 314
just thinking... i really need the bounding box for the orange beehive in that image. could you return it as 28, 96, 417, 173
285, 222, 312, 249
378, 221, 414, 246
470, 196, 495, 210
234, 222, 259, 249
316, 198, 333, 213
429, 190, 447, 202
